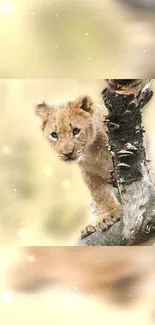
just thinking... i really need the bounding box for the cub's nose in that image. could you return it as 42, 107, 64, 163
63, 151, 74, 159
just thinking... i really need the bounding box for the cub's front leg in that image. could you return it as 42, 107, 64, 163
80, 173, 123, 239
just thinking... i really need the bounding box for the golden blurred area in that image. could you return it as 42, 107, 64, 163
0, 0, 144, 78
0, 247, 155, 325
0, 0, 116, 77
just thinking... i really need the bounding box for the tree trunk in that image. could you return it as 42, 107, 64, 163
77, 79, 155, 246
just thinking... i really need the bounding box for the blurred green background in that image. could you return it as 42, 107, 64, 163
0, 79, 108, 245
0, 0, 126, 78
0, 0, 155, 77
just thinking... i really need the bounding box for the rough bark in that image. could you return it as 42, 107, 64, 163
77, 79, 155, 246
115, 0, 155, 11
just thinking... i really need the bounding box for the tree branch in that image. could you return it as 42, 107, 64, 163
77, 79, 155, 246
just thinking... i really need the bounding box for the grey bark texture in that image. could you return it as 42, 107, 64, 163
77, 79, 155, 246
115, 0, 155, 11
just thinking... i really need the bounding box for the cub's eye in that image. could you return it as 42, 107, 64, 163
73, 128, 80, 136
50, 132, 58, 140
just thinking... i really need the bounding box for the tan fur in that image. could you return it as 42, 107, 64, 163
35, 96, 122, 238
7, 247, 155, 309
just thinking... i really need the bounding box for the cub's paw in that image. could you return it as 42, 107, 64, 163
80, 224, 96, 240
95, 215, 121, 232
80, 215, 121, 239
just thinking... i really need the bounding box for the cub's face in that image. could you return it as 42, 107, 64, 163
35, 96, 95, 162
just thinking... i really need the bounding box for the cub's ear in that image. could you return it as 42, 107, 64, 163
78, 96, 93, 113
35, 102, 50, 118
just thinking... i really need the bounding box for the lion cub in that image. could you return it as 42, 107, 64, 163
35, 96, 122, 238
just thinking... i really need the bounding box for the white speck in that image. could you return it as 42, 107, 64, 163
77, 155, 84, 163
62, 180, 70, 189
143, 49, 146, 52
28, 255, 36, 262
88, 57, 91, 60
97, 260, 100, 263
85, 32, 88, 36
2, 291, 13, 301
43, 166, 53, 177
0, 3, 12, 14
32, 12, 36, 15
13, 188, 16, 192
18, 228, 27, 239
55, 14, 58, 18
56, 45, 58, 48
113, 68, 115, 71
